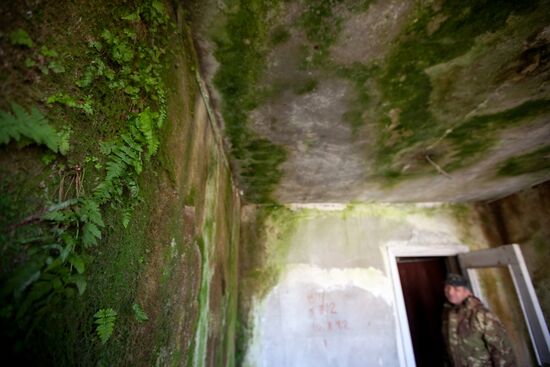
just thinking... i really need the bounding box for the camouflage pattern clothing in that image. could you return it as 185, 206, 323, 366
442, 295, 516, 367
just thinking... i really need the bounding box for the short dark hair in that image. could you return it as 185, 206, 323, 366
445, 273, 469, 288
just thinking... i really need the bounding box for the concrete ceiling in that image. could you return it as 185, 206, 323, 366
188, 0, 550, 203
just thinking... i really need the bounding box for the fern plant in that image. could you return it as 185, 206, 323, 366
93, 130, 143, 204
132, 303, 149, 323
47, 93, 94, 115
136, 108, 159, 158
1, 0, 172, 342
9, 29, 34, 48
76, 198, 105, 247
0, 103, 66, 153
94, 308, 117, 344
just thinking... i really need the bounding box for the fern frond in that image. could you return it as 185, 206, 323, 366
58, 128, 71, 155
156, 88, 167, 128
78, 198, 105, 227
93, 180, 114, 203
132, 303, 148, 322
112, 145, 142, 174
123, 130, 144, 151
121, 208, 132, 228
117, 144, 141, 161
136, 108, 159, 158
105, 159, 127, 181
0, 109, 21, 144
0, 103, 61, 153
119, 133, 143, 173
94, 308, 117, 344
126, 178, 139, 198
82, 222, 101, 247
112, 148, 136, 169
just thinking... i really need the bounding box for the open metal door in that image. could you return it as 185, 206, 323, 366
458, 244, 550, 366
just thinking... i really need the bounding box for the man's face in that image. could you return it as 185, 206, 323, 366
444, 284, 471, 305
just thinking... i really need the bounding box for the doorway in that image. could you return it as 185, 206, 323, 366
397, 257, 450, 367
387, 243, 550, 366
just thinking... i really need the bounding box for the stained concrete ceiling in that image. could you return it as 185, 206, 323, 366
187, 0, 550, 203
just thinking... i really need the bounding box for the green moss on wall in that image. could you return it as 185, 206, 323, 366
336, 63, 378, 133
293, 78, 319, 95
270, 25, 290, 46
196, 0, 550, 199
236, 204, 301, 365
372, 0, 542, 181
209, 0, 385, 202
1, 2, 240, 366
447, 99, 550, 169
497, 143, 550, 176
296, 0, 375, 68
211, 0, 287, 203
296, 0, 343, 67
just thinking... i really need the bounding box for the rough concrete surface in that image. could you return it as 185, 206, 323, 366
192, 0, 550, 203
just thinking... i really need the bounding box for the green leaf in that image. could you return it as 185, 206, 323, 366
47, 93, 93, 115
40, 46, 59, 58
76, 67, 95, 88
51, 277, 63, 291
88, 40, 103, 51
38, 65, 49, 75
105, 160, 127, 181
151, 0, 167, 18
132, 303, 149, 323
48, 60, 65, 74
58, 128, 71, 155
94, 308, 117, 344
0, 103, 61, 152
70, 274, 87, 295
99, 141, 115, 155
47, 93, 78, 108
42, 210, 66, 222
124, 85, 140, 96
24, 57, 36, 68
81, 100, 94, 115
122, 208, 131, 228
82, 222, 101, 247
121, 11, 141, 21
123, 28, 137, 40
9, 29, 34, 48
113, 42, 134, 63
127, 179, 139, 198
101, 30, 114, 43
136, 108, 159, 158
42, 152, 56, 165
45, 257, 63, 272
68, 255, 85, 274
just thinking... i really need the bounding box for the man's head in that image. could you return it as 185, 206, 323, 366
444, 273, 472, 305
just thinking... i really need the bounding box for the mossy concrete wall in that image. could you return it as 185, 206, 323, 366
190, 0, 550, 203
134, 62, 241, 367
144, 16, 241, 367
475, 181, 550, 326
464, 182, 550, 366
238, 202, 547, 366
0, 2, 240, 365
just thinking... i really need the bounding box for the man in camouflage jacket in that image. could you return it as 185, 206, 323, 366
442, 273, 516, 367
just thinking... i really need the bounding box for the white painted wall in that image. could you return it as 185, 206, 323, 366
243, 204, 475, 367
247, 265, 397, 367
